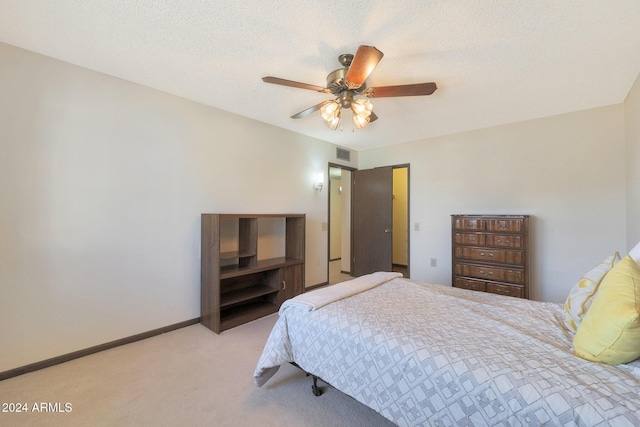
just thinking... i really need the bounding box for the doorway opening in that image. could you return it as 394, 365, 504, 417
391, 166, 409, 278
328, 163, 355, 285
328, 163, 409, 284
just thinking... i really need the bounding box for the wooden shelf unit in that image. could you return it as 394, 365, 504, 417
201, 214, 305, 333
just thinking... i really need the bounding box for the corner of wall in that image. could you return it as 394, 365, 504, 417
624, 72, 640, 249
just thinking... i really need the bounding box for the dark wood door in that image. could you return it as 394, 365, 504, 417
352, 166, 393, 276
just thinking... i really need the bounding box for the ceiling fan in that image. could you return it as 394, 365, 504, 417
262, 45, 437, 130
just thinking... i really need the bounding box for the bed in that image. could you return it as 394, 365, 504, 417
254, 271, 640, 426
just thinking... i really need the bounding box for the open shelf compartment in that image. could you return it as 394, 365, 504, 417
220, 301, 279, 332
220, 256, 303, 279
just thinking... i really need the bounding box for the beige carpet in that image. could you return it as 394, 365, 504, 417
329, 259, 354, 285
0, 314, 395, 426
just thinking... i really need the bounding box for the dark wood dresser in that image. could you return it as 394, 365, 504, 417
451, 214, 530, 299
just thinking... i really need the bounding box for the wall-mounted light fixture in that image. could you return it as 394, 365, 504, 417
314, 172, 324, 191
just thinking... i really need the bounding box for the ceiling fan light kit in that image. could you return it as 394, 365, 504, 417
262, 45, 437, 130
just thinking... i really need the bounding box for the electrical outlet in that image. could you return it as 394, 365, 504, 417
430, 258, 437, 267
414, 222, 420, 231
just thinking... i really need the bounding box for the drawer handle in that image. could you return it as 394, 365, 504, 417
480, 252, 494, 258
282, 280, 286, 290
497, 239, 510, 244
479, 270, 494, 276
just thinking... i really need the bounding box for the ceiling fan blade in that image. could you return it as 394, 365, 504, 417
262, 76, 330, 93
291, 100, 334, 119
365, 82, 437, 98
344, 45, 384, 90
369, 111, 378, 122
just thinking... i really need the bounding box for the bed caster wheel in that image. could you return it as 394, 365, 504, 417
312, 384, 322, 396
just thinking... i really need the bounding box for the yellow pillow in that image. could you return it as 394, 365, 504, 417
563, 253, 620, 333
573, 255, 640, 364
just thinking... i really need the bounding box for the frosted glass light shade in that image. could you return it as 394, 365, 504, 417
321, 101, 341, 130
315, 172, 324, 190
351, 98, 373, 128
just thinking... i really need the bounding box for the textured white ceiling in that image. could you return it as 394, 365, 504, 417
1, 0, 639, 151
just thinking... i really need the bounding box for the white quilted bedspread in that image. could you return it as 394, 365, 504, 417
254, 277, 640, 426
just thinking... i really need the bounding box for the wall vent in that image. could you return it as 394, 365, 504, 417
336, 147, 351, 161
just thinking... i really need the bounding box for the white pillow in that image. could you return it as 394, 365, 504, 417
629, 241, 640, 266
563, 252, 620, 333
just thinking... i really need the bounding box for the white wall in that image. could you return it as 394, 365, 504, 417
359, 105, 627, 303
0, 42, 356, 372
625, 73, 640, 250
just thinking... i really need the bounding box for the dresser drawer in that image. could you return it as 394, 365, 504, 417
454, 247, 523, 265
486, 218, 523, 232
454, 263, 525, 285
487, 283, 524, 298
453, 218, 485, 231
486, 234, 523, 248
454, 233, 486, 246
454, 277, 487, 292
